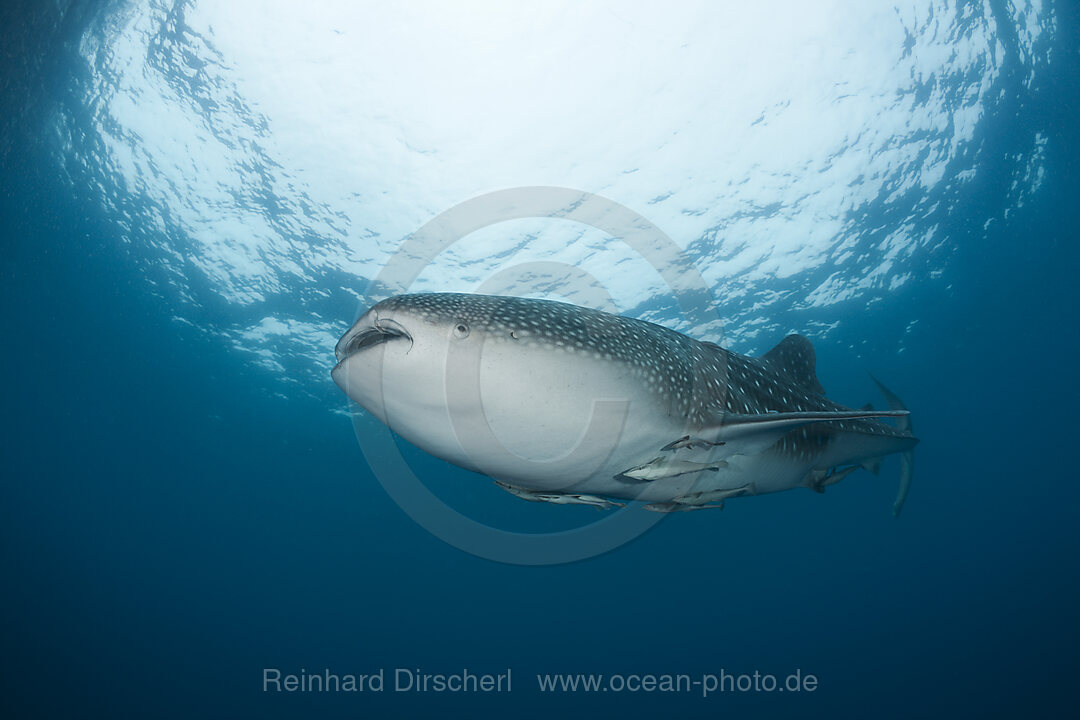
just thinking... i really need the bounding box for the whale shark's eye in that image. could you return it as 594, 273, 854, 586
453, 323, 470, 339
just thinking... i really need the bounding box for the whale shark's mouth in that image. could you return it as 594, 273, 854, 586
335, 318, 411, 364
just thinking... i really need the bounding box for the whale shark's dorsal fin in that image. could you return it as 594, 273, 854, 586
760, 334, 826, 396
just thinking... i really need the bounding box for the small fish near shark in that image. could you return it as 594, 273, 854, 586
332, 293, 918, 516
618, 456, 728, 482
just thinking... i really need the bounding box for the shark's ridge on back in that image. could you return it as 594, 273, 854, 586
334, 292, 919, 516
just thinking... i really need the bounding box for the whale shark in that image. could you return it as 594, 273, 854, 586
332, 293, 918, 515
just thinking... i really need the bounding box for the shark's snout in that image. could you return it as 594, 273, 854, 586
331, 311, 414, 394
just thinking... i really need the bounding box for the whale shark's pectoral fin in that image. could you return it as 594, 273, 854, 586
704, 409, 911, 456
494, 480, 625, 510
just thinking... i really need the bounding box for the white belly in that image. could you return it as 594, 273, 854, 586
342, 336, 835, 504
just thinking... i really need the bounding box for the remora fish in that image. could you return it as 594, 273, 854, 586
619, 456, 729, 482
332, 293, 918, 514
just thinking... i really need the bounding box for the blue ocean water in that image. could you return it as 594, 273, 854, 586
2, 1, 1078, 718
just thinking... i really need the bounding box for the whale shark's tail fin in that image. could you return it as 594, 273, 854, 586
870, 375, 915, 517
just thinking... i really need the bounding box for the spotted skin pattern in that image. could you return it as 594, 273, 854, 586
373, 292, 911, 463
